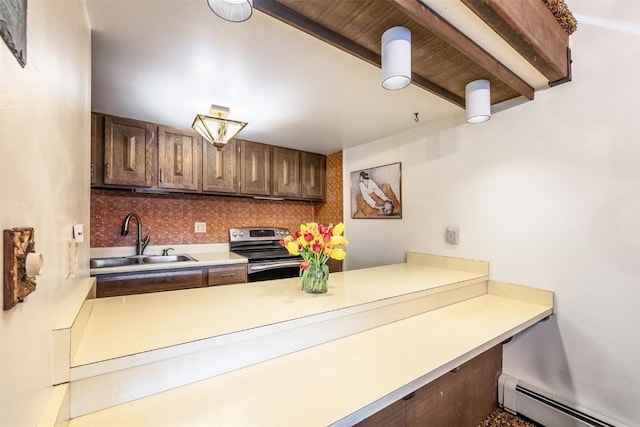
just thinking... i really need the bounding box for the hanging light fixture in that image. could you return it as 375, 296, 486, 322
465, 79, 491, 123
192, 105, 248, 151
207, 0, 253, 23
381, 26, 411, 90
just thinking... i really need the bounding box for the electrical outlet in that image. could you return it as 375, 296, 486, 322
446, 227, 459, 245
194, 222, 207, 233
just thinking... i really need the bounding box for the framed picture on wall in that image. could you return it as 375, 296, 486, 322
0, 0, 27, 67
350, 162, 402, 219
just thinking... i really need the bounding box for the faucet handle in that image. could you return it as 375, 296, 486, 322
162, 247, 174, 256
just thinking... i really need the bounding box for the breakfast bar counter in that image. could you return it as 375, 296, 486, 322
56, 253, 553, 426
75, 255, 488, 366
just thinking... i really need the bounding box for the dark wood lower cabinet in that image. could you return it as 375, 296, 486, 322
206, 264, 247, 286
96, 268, 205, 298
357, 344, 502, 427
95, 264, 248, 297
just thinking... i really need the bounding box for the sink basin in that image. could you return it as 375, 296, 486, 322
90, 257, 142, 268
90, 254, 196, 269
141, 255, 196, 264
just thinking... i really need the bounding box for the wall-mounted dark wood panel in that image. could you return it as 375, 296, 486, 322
462, 0, 570, 82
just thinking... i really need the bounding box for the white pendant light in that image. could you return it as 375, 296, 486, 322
381, 26, 411, 90
207, 0, 253, 23
465, 79, 491, 123
192, 105, 248, 151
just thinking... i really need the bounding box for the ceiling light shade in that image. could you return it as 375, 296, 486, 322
381, 26, 411, 90
465, 79, 491, 123
207, 0, 253, 23
192, 105, 248, 151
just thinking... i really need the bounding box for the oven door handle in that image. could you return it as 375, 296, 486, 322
249, 260, 302, 273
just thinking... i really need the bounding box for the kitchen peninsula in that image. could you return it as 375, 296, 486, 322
47, 253, 553, 426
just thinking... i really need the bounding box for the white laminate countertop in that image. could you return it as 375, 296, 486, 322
73, 262, 487, 367
68, 293, 553, 427
58, 253, 554, 427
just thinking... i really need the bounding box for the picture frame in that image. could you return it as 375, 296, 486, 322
350, 162, 402, 219
0, 0, 27, 67
3, 227, 37, 310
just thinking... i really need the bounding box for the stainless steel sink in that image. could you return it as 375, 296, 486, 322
90, 254, 196, 268
90, 257, 142, 268
141, 255, 196, 264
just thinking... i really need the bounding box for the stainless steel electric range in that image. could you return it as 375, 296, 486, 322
229, 227, 303, 282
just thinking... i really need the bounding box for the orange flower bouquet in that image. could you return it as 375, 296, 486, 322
280, 222, 348, 293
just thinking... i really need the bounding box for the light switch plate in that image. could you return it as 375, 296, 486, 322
194, 222, 206, 233
73, 224, 84, 243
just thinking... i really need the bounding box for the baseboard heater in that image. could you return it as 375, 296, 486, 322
498, 374, 623, 427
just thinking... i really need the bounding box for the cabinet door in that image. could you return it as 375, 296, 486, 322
158, 126, 200, 191
91, 113, 103, 186
206, 264, 247, 286
96, 268, 205, 297
203, 139, 238, 194
273, 147, 301, 198
239, 140, 271, 196
300, 151, 326, 200
104, 116, 156, 187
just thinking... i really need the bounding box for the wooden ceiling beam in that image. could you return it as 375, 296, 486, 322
392, 0, 534, 101
254, 0, 465, 107
461, 0, 570, 83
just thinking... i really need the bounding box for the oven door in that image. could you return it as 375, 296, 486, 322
247, 259, 302, 282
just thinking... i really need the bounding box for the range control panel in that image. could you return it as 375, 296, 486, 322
229, 227, 291, 242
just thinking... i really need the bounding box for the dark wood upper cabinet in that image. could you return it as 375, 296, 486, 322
239, 140, 271, 196
301, 151, 325, 200
92, 113, 326, 200
202, 139, 238, 194
158, 125, 200, 191
273, 147, 301, 198
91, 113, 101, 186
103, 116, 156, 187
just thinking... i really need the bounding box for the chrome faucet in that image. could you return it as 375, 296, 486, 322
120, 212, 150, 256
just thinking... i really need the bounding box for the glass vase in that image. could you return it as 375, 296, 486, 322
301, 262, 329, 294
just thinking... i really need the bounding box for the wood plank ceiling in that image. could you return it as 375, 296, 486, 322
254, 0, 571, 109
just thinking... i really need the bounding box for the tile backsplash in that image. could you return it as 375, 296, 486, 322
91, 190, 316, 247
91, 152, 344, 248
315, 150, 343, 226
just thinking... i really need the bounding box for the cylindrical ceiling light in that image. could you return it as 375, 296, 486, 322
207, 0, 253, 23
381, 26, 411, 90
465, 79, 491, 123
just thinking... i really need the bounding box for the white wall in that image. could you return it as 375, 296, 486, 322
343, 0, 640, 425
0, 1, 91, 426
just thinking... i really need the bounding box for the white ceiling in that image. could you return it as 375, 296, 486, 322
86, 0, 548, 155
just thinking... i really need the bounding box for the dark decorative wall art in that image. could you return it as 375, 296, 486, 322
0, 0, 27, 67
4, 227, 37, 310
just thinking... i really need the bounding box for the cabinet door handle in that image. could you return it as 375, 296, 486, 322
403, 392, 416, 401
90, 162, 94, 178
159, 168, 163, 182
106, 162, 111, 178
220, 273, 236, 277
